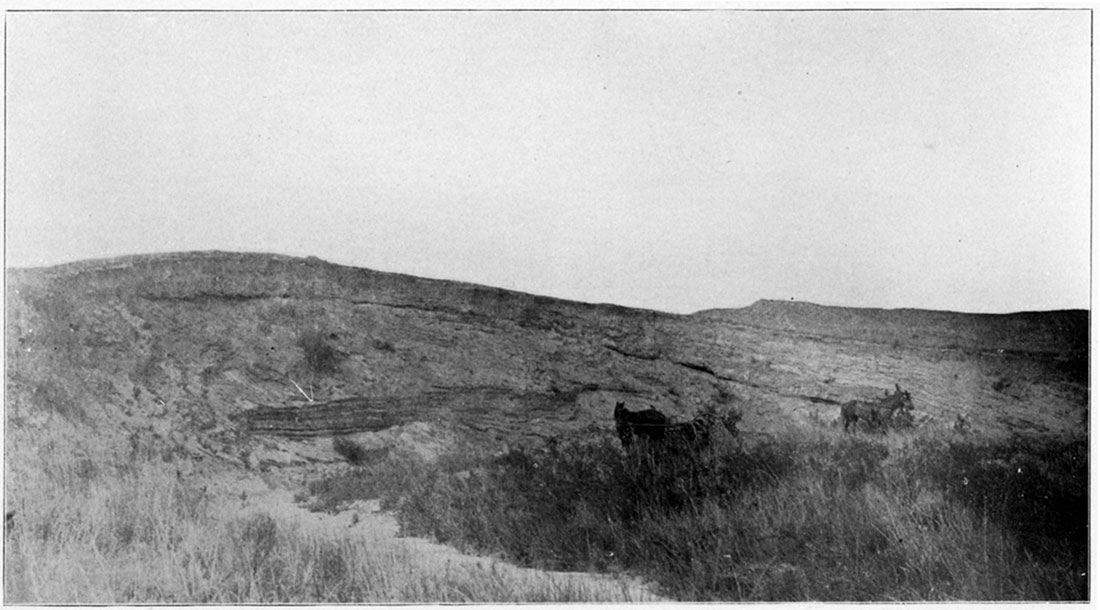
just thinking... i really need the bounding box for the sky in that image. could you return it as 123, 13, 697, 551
5, 9, 1091, 314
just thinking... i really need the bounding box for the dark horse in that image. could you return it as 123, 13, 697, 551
614, 402, 669, 447
614, 402, 728, 450
841, 384, 914, 432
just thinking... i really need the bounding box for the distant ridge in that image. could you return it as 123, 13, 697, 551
699, 298, 1086, 319
11, 252, 1086, 358
12, 252, 1085, 318
12, 252, 1086, 320
696, 299, 1087, 355
7, 250, 677, 320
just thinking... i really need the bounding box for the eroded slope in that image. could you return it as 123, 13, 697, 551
6, 251, 1087, 468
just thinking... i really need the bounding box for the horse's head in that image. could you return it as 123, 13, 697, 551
613, 402, 635, 448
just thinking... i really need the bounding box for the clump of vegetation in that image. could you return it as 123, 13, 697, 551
29, 380, 86, 422
308, 427, 1087, 601
296, 328, 341, 374
372, 339, 396, 353
331, 437, 389, 465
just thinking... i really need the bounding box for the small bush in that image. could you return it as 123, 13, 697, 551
332, 437, 388, 465
373, 339, 396, 353
297, 328, 341, 374
30, 381, 86, 422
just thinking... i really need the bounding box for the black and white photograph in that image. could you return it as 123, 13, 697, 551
3, 4, 1090, 602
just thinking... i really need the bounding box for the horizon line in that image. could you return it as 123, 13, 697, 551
6, 249, 1089, 317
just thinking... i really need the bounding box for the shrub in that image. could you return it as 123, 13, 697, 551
331, 437, 387, 465
30, 381, 86, 422
373, 339, 396, 353
296, 328, 341, 374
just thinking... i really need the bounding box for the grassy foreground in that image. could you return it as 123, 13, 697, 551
309, 426, 1088, 601
3, 432, 649, 603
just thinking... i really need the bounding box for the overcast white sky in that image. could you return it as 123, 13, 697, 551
5, 9, 1091, 314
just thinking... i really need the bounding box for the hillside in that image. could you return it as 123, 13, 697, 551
5, 251, 1089, 468
698, 299, 1087, 356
